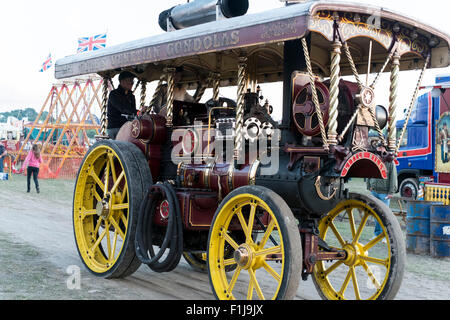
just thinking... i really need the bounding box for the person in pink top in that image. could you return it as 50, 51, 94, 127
20, 143, 43, 193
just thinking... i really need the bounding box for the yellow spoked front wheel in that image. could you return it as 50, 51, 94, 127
73, 140, 151, 278
313, 193, 405, 300
208, 186, 302, 300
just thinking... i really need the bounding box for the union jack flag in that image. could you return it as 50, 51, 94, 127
39, 54, 52, 72
77, 33, 107, 53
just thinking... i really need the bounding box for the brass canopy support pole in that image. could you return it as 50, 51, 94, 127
150, 74, 166, 113
140, 80, 147, 112
165, 67, 176, 127
100, 77, 109, 138
212, 72, 221, 102
388, 52, 400, 151
328, 39, 342, 147
234, 56, 247, 162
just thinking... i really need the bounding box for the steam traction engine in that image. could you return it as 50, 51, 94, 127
60, 0, 450, 300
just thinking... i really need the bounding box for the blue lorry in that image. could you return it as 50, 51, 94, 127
396, 75, 450, 198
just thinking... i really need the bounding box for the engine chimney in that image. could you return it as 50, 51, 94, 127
159, 0, 249, 31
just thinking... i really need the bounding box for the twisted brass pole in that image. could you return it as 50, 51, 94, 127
388, 52, 400, 151
328, 39, 342, 146
301, 37, 329, 150
234, 57, 247, 161
212, 72, 220, 102
165, 67, 176, 127
140, 80, 147, 111
101, 77, 109, 137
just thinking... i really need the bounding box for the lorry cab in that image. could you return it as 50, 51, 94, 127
396, 75, 450, 198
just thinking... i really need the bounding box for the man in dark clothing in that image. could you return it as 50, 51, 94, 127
0, 142, 7, 173
107, 71, 137, 139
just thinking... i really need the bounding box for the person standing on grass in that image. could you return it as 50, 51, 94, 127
366, 158, 398, 238
0, 142, 7, 173
19, 143, 43, 193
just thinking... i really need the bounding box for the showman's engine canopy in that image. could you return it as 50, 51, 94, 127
55, 0, 450, 301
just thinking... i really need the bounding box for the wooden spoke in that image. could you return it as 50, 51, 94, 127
339, 267, 352, 297
363, 233, 385, 251
350, 266, 361, 300
80, 207, 97, 220
262, 261, 281, 282
323, 260, 345, 277
236, 210, 250, 239
258, 219, 275, 249
359, 255, 389, 267
246, 202, 257, 242
248, 268, 265, 300
329, 221, 346, 247
347, 208, 357, 238
361, 261, 382, 290
227, 266, 242, 295
110, 171, 125, 195
223, 258, 237, 266
353, 211, 369, 244
89, 167, 105, 192
255, 245, 281, 257
109, 216, 126, 240
111, 203, 129, 211
91, 227, 107, 253
103, 159, 110, 194
223, 232, 239, 250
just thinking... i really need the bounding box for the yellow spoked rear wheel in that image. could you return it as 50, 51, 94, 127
208, 186, 302, 300
73, 140, 151, 278
313, 193, 405, 300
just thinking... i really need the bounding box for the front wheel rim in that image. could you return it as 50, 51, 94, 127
314, 199, 392, 300
208, 194, 286, 300
73, 145, 130, 274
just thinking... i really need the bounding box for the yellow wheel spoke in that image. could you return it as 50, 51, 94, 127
359, 255, 389, 267
93, 217, 103, 235
353, 211, 369, 244
255, 245, 281, 257
91, 228, 107, 253
223, 258, 237, 266
350, 266, 361, 300
223, 232, 239, 250
248, 268, 265, 300
89, 168, 105, 194
339, 267, 352, 297
110, 171, 125, 195
108, 153, 117, 184
111, 203, 129, 211
363, 233, 385, 251
105, 220, 112, 259
262, 261, 281, 282
111, 229, 118, 262
259, 219, 275, 249
323, 260, 344, 277
361, 261, 382, 290
104, 159, 110, 194
236, 210, 250, 239
227, 266, 242, 295
246, 202, 257, 242
348, 209, 357, 239
109, 216, 126, 240
329, 221, 346, 247
80, 208, 97, 219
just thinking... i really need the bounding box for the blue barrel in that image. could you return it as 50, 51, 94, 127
430, 205, 450, 258
406, 201, 440, 254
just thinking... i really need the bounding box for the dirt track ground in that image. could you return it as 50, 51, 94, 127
0, 175, 449, 300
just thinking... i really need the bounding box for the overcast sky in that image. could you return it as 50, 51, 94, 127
0, 0, 449, 118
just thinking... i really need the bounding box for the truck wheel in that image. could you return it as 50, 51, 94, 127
207, 185, 302, 300
73, 140, 152, 279
312, 193, 406, 300
399, 178, 419, 199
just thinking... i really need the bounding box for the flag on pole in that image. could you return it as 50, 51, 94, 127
77, 33, 107, 53
39, 54, 53, 72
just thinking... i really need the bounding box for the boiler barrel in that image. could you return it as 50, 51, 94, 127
430, 205, 450, 258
